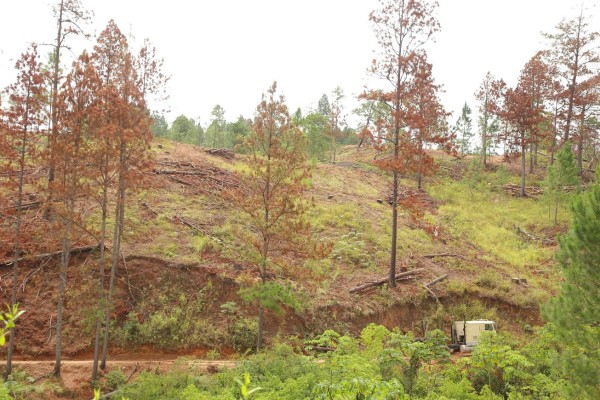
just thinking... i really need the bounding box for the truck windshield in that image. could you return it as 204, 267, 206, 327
484, 324, 495, 331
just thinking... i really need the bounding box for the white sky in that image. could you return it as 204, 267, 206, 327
1, 0, 598, 127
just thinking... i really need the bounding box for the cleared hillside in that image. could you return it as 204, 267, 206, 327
0, 139, 569, 357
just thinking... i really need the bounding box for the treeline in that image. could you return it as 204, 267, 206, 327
151, 88, 358, 162
454, 12, 599, 198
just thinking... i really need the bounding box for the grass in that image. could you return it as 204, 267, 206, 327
429, 179, 563, 271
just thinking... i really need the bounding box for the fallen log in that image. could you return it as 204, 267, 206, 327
153, 169, 211, 176
424, 274, 448, 287
205, 148, 235, 160
423, 253, 464, 259
422, 284, 440, 303
514, 225, 554, 246
0, 244, 99, 267
349, 268, 425, 293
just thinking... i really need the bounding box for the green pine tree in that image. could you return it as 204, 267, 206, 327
542, 165, 600, 397
546, 141, 579, 224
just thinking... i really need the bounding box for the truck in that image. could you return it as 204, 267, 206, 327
449, 320, 496, 352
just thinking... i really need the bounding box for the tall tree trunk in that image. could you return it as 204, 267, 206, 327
529, 142, 534, 173
54, 183, 72, 377
554, 191, 560, 225
481, 111, 488, 167
550, 101, 559, 166
564, 15, 582, 142
520, 133, 526, 197
256, 253, 267, 351
577, 108, 585, 175
417, 138, 423, 189
92, 168, 109, 382
46, 0, 65, 219
101, 177, 124, 370
5, 131, 28, 379
390, 169, 398, 288
54, 134, 81, 377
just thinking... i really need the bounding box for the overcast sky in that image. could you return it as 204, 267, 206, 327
1, 0, 598, 127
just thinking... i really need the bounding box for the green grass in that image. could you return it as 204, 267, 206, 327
429, 179, 563, 270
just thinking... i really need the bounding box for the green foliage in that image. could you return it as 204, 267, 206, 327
304, 329, 342, 351
235, 373, 261, 399
430, 180, 557, 273
3, 368, 62, 399
111, 284, 227, 350
239, 282, 304, 315
542, 167, 600, 398
459, 332, 534, 397
331, 230, 375, 269
229, 318, 259, 351
312, 378, 407, 400
379, 330, 450, 397
105, 368, 127, 391
299, 112, 329, 162
118, 370, 196, 399
0, 304, 24, 346
545, 141, 579, 224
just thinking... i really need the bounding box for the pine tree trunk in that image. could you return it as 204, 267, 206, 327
390, 169, 398, 287
578, 109, 585, 175
5, 134, 28, 379
92, 173, 109, 382
54, 215, 73, 377
101, 181, 124, 370
45, 0, 65, 220
256, 302, 265, 351
529, 143, 534, 173
520, 133, 526, 197
417, 137, 423, 189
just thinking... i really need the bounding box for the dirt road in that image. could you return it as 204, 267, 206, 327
11, 358, 237, 397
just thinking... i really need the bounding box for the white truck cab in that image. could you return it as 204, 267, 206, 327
450, 320, 496, 352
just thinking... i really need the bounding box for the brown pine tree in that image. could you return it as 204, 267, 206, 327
361, 0, 441, 287
544, 9, 599, 141
52, 51, 100, 377
230, 82, 310, 350
1, 45, 47, 378
45, 0, 91, 219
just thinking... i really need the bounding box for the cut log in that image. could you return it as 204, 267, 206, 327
1, 244, 99, 267
205, 148, 235, 160
349, 268, 425, 293
422, 284, 440, 303
423, 253, 464, 259
424, 274, 448, 287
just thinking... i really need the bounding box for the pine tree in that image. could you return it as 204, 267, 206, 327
455, 102, 473, 157
1, 45, 47, 378
546, 140, 579, 224
230, 82, 310, 349
542, 166, 600, 397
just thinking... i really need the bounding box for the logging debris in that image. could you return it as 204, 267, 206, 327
154, 159, 242, 195
204, 148, 235, 160
349, 268, 425, 293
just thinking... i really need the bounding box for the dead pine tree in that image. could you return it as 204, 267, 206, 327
361, 0, 441, 287
52, 52, 99, 377
1, 45, 47, 379
90, 21, 154, 373
44, 0, 91, 219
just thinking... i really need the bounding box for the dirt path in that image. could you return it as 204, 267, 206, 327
12, 358, 237, 397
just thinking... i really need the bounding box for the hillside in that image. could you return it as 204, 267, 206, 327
0, 139, 568, 359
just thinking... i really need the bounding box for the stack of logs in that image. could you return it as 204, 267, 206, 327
502, 183, 582, 196
204, 148, 235, 160
153, 160, 242, 196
